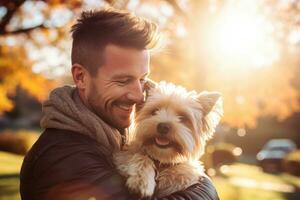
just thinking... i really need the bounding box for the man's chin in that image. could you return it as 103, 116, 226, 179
109, 118, 131, 130
117, 121, 131, 129
113, 113, 133, 129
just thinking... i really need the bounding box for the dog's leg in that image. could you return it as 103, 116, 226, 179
114, 151, 156, 197
156, 162, 205, 197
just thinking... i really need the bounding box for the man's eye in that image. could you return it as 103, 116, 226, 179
116, 79, 130, 85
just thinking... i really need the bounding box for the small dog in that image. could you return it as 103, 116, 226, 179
114, 81, 223, 197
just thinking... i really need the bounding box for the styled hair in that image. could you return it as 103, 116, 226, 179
71, 8, 160, 75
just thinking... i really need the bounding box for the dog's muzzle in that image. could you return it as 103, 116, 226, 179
157, 122, 171, 135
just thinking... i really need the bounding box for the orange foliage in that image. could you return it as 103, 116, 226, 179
205, 65, 300, 128
149, 0, 300, 128
0, 45, 56, 115
0, 0, 300, 129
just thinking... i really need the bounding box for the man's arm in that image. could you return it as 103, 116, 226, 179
45, 143, 218, 200
149, 176, 219, 200
28, 127, 218, 200
20, 130, 131, 200
41, 143, 132, 200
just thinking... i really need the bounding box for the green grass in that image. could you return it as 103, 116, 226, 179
0, 176, 20, 200
220, 163, 300, 188
0, 151, 23, 174
0, 151, 23, 200
213, 177, 239, 200
212, 163, 300, 200
0, 150, 300, 200
213, 177, 285, 200
0, 129, 38, 200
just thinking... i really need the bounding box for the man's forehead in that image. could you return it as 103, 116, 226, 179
99, 44, 150, 77
104, 44, 149, 59
112, 71, 150, 79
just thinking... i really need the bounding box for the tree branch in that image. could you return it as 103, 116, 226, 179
0, 0, 26, 35
3, 24, 47, 35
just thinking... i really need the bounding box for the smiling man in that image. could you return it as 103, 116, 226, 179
19, 9, 219, 200
81, 44, 149, 130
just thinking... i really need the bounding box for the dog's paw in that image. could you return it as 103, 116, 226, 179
156, 175, 177, 198
126, 173, 156, 197
156, 162, 204, 197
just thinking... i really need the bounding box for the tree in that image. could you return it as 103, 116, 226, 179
136, 0, 300, 128
0, 0, 81, 114
0, 0, 299, 128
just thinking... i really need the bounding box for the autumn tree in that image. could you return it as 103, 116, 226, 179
0, 0, 82, 114
1, 0, 299, 129
123, 0, 300, 128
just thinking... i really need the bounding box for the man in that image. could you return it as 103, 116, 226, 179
20, 9, 219, 200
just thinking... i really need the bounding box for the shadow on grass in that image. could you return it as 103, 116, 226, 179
0, 173, 20, 200
0, 174, 19, 179
283, 183, 300, 200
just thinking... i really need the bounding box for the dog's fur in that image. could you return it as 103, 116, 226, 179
114, 81, 223, 197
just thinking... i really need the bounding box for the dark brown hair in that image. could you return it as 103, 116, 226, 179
71, 8, 160, 75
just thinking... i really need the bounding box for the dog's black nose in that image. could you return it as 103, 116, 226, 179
157, 123, 171, 135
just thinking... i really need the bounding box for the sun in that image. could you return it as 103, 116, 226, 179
210, 1, 279, 70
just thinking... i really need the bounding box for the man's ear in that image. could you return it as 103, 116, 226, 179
71, 64, 90, 90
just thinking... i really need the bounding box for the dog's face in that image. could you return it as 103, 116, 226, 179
132, 82, 223, 164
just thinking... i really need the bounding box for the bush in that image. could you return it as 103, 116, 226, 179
0, 130, 39, 155
283, 150, 300, 176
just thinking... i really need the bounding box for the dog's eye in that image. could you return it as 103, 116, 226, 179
178, 113, 188, 122
180, 116, 187, 122
151, 108, 159, 115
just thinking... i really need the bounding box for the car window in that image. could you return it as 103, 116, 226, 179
269, 146, 293, 153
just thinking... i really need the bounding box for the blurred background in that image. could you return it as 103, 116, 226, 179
0, 0, 300, 199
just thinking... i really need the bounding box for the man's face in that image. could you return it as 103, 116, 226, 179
85, 44, 150, 130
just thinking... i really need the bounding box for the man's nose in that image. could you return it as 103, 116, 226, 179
127, 81, 145, 103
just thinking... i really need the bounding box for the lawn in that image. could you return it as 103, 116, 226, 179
213, 163, 300, 200
1, 151, 300, 200
0, 151, 22, 200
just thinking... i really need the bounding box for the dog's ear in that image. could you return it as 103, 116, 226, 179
197, 91, 223, 139
135, 79, 158, 113
197, 92, 222, 116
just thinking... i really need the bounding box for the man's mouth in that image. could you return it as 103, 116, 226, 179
117, 104, 133, 112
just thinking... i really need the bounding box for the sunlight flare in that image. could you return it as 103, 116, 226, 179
210, 1, 279, 69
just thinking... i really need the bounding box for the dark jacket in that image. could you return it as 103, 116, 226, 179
20, 128, 219, 200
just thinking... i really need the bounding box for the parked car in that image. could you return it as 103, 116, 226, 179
256, 139, 297, 173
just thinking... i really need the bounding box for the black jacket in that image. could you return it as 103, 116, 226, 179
20, 128, 219, 200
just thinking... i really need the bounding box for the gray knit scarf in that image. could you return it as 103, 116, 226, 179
40, 85, 123, 154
